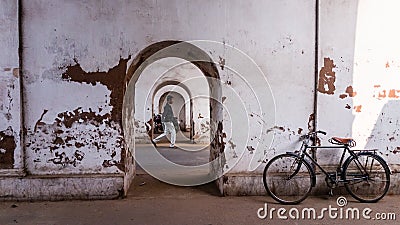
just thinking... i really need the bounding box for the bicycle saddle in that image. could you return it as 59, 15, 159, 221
331, 137, 356, 146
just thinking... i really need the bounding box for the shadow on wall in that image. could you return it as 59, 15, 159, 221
365, 100, 400, 160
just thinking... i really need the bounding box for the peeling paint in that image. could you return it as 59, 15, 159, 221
48, 150, 85, 167
373, 85, 400, 99
62, 57, 131, 124
218, 56, 225, 70
393, 147, 400, 154
266, 125, 285, 133
222, 96, 226, 103
297, 128, 303, 135
227, 139, 236, 150
345, 85, 357, 97
246, 146, 255, 154
307, 113, 314, 132
0, 126, 15, 169
317, 57, 336, 95
354, 105, 362, 112
26, 107, 125, 172
388, 89, 399, 98
210, 121, 225, 154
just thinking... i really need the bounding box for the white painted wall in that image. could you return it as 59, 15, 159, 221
6, 0, 400, 197
0, 0, 22, 172
17, 0, 315, 184
317, 0, 400, 171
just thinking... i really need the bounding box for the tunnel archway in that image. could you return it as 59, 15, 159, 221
122, 41, 224, 195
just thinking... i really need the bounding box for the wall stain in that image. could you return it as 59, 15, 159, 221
218, 56, 225, 70
317, 58, 336, 95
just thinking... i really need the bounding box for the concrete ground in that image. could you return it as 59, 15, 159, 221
0, 174, 399, 225
0, 142, 398, 225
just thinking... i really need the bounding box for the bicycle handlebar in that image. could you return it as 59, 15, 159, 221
300, 130, 327, 139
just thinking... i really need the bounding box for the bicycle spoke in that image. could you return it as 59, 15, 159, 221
263, 154, 313, 204
344, 153, 390, 203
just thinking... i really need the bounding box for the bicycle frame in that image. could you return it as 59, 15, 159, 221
294, 136, 372, 185
264, 130, 390, 204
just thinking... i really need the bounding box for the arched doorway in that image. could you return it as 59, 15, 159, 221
122, 41, 224, 195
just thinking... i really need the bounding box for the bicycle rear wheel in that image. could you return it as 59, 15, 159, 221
343, 152, 390, 203
263, 153, 314, 204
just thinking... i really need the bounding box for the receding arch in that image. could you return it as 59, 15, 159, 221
122, 40, 224, 195
153, 83, 193, 140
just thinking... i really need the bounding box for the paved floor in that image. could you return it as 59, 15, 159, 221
0, 173, 398, 225
0, 143, 398, 225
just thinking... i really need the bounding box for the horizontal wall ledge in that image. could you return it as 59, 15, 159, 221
0, 175, 124, 201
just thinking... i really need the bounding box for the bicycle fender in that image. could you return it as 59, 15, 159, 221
343, 151, 392, 175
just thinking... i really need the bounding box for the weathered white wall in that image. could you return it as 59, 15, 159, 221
22, 0, 129, 175
15, 0, 315, 196
4, 0, 400, 198
316, 0, 359, 165
317, 0, 400, 173
0, 0, 22, 173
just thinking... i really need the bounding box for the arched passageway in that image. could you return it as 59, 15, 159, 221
122, 41, 224, 194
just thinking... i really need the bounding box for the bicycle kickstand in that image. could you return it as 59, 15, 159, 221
328, 189, 333, 197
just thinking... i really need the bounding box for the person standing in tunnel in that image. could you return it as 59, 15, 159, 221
151, 95, 177, 148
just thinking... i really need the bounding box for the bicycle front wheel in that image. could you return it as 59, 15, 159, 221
263, 153, 314, 204
343, 152, 390, 203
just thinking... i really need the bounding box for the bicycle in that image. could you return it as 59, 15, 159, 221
263, 130, 391, 204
